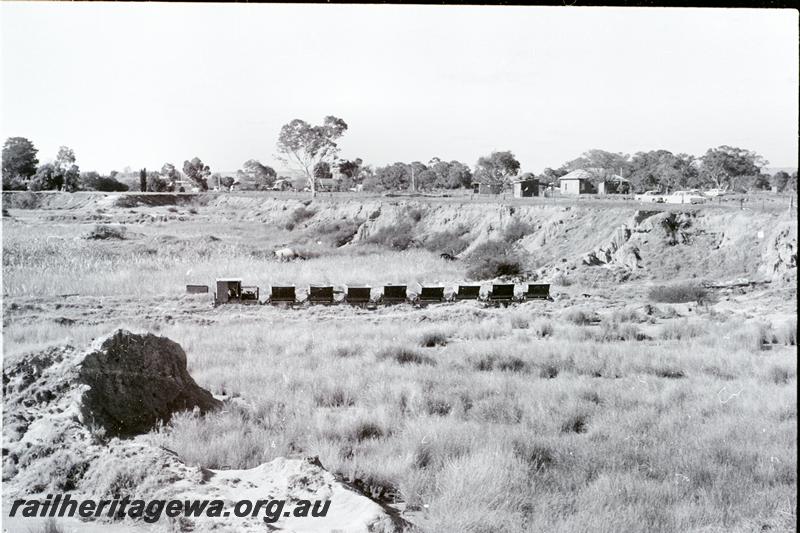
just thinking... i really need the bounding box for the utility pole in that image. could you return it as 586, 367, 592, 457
410, 164, 416, 192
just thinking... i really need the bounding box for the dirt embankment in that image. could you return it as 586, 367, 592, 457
4, 192, 797, 283
2, 330, 404, 532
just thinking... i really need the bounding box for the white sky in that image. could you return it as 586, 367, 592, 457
1, 3, 797, 174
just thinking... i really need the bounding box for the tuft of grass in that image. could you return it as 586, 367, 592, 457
774, 318, 797, 346
350, 421, 384, 442
314, 385, 357, 407
511, 438, 555, 471
378, 346, 436, 366
473, 353, 527, 373
659, 319, 705, 340
560, 411, 589, 433
596, 320, 647, 342
648, 282, 708, 303
418, 329, 449, 348
564, 308, 598, 325
531, 319, 554, 338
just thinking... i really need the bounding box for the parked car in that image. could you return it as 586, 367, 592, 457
635, 190, 665, 203
665, 190, 707, 204
704, 188, 730, 198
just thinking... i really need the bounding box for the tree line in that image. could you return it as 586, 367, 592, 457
3, 126, 796, 195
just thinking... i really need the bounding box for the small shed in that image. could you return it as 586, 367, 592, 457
559, 170, 596, 194
512, 178, 539, 198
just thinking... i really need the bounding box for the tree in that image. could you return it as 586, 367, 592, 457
160, 163, 181, 190
364, 162, 411, 191
2, 137, 39, 188
276, 116, 348, 197
80, 171, 128, 192
627, 150, 699, 192
771, 171, 791, 192
474, 151, 520, 187
55, 146, 76, 168
241, 159, 276, 189
445, 161, 473, 189
146, 171, 169, 192
700, 146, 767, 191
561, 149, 631, 183
139, 168, 147, 192
314, 161, 333, 181
338, 158, 364, 181
29, 163, 80, 192
183, 157, 211, 191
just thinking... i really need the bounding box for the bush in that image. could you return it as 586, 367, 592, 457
422, 227, 470, 255
465, 240, 524, 280
318, 220, 362, 246
563, 308, 598, 325
648, 282, 708, 303
84, 224, 126, 240
551, 272, 573, 286
366, 222, 417, 250
81, 172, 129, 192
659, 318, 706, 340
502, 219, 535, 243
286, 206, 316, 229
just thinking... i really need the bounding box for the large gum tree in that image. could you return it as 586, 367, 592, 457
276, 116, 347, 197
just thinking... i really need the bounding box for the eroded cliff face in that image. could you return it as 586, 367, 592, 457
4, 192, 797, 283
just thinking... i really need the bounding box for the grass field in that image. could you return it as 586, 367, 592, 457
2, 195, 797, 532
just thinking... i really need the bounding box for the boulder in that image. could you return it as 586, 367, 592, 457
78, 330, 221, 437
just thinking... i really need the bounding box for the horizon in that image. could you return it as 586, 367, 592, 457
1, 4, 797, 175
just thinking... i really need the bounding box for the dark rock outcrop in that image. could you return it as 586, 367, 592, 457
78, 330, 220, 437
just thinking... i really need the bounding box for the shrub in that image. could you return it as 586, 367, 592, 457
287, 205, 316, 228
563, 308, 597, 325
407, 207, 425, 223
551, 272, 573, 286
465, 240, 524, 280
531, 319, 554, 338
366, 222, 417, 250
596, 320, 647, 342
502, 219, 535, 243
318, 220, 362, 247
648, 282, 708, 303
84, 224, 126, 240
422, 227, 470, 255
659, 319, 705, 340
